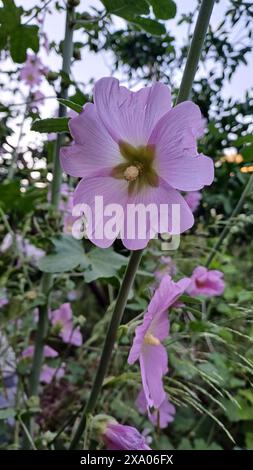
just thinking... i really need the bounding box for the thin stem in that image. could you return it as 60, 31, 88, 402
69, 250, 142, 449
206, 173, 253, 267
28, 4, 75, 399
176, 0, 215, 104
69, 0, 215, 449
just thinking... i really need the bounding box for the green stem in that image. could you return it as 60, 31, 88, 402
28, 3, 75, 399
206, 172, 253, 267
69, 250, 142, 449
176, 0, 215, 104
69, 0, 215, 449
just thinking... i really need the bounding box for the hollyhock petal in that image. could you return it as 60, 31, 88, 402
121, 180, 194, 250
73, 176, 129, 248
50, 302, 72, 325
94, 77, 171, 145
159, 153, 214, 192
185, 191, 202, 212
140, 344, 168, 408
61, 104, 121, 178
128, 311, 152, 365
40, 365, 65, 384
22, 345, 58, 358
150, 101, 204, 145
136, 389, 176, 428
149, 396, 176, 428
103, 422, 151, 450
187, 266, 225, 297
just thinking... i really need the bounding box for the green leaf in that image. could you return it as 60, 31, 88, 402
0, 408, 16, 420
0, 0, 21, 33
101, 0, 149, 18
37, 235, 85, 273
31, 117, 69, 134
130, 17, 166, 35
10, 25, 39, 63
58, 98, 83, 114
83, 248, 128, 282
149, 0, 177, 20
241, 144, 253, 161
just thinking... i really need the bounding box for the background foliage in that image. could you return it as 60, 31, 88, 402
0, 0, 253, 450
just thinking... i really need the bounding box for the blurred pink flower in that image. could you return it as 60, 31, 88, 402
50, 302, 82, 346
22, 345, 64, 384
128, 275, 191, 409
103, 422, 151, 450
136, 388, 176, 428
40, 365, 65, 384
22, 345, 58, 359
20, 54, 48, 88
0, 233, 44, 263
187, 266, 225, 297
60, 77, 214, 250
185, 191, 202, 212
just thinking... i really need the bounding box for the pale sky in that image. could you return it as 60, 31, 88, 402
4, 0, 253, 152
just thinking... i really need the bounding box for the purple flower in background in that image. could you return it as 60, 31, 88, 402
0, 233, 44, 264
50, 302, 82, 346
22, 345, 58, 359
20, 54, 47, 88
60, 77, 214, 250
21, 345, 64, 384
187, 266, 225, 297
136, 388, 176, 428
40, 365, 65, 384
103, 422, 151, 450
128, 275, 191, 409
184, 191, 202, 212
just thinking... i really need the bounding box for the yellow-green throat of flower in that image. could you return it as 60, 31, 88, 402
111, 141, 159, 195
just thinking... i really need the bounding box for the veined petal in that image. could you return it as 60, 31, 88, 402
60, 103, 122, 178
148, 101, 213, 191
140, 344, 168, 409
73, 176, 129, 248
121, 180, 194, 250
94, 77, 171, 146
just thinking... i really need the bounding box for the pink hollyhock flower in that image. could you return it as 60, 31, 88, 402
50, 302, 82, 346
184, 191, 202, 212
103, 422, 151, 450
60, 77, 214, 250
20, 64, 43, 87
187, 266, 225, 297
40, 365, 65, 384
20, 54, 47, 88
22, 345, 58, 359
136, 388, 175, 428
128, 275, 191, 409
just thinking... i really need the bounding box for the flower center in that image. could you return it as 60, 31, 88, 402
144, 332, 160, 346
124, 165, 140, 182
111, 140, 159, 195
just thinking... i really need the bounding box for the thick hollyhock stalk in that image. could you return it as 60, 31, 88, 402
69, 0, 215, 450
28, 3, 76, 399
